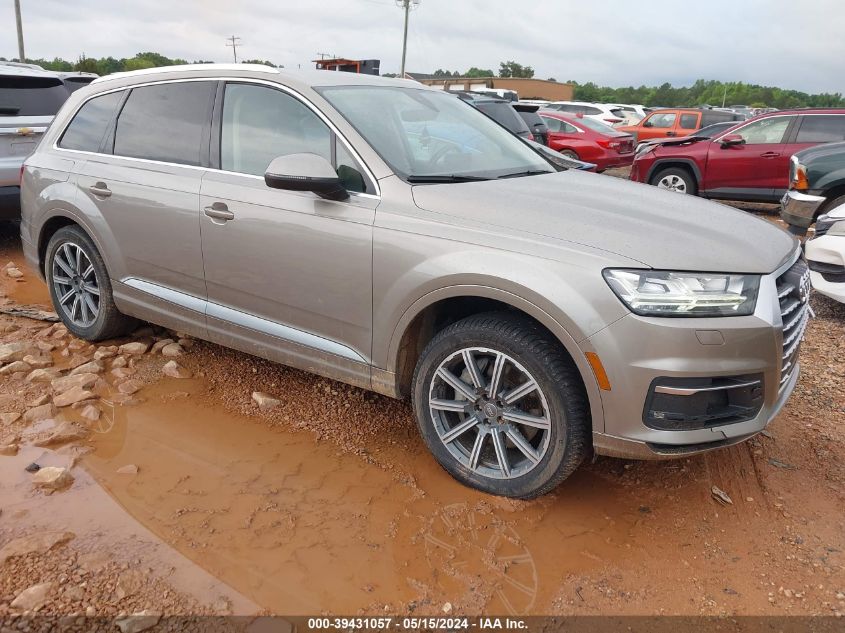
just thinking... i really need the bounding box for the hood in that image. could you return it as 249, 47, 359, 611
411, 170, 797, 274
795, 140, 845, 162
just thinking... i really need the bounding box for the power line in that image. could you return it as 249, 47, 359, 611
225, 35, 241, 63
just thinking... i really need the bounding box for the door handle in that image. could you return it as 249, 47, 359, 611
204, 203, 235, 221
665, 131, 676, 137
88, 182, 111, 198
760, 151, 781, 159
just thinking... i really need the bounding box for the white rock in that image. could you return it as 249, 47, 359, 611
160, 343, 184, 357
23, 402, 56, 423
80, 404, 101, 421
26, 368, 62, 383
0, 360, 31, 375
117, 379, 142, 395
162, 360, 191, 379
54, 385, 95, 408
93, 346, 118, 360
33, 421, 90, 447
116, 464, 138, 475
114, 611, 161, 633
111, 356, 128, 368
22, 354, 53, 369
118, 342, 149, 355
0, 342, 34, 363
252, 391, 281, 410
11, 581, 53, 611
150, 338, 174, 354
6, 267, 23, 279
70, 360, 103, 375
32, 466, 74, 490
52, 372, 98, 394
0, 412, 21, 424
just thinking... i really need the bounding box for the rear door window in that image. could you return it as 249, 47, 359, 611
679, 113, 699, 129
114, 81, 215, 166
59, 90, 124, 152
795, 115, 845, 143
0, 74, 69, 116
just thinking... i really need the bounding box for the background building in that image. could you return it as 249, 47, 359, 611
409, 75, 574, 101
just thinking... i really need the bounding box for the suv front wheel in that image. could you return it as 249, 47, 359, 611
412, 312, 590, 498
651, 166, 697, 195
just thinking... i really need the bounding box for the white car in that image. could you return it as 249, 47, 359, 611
806, 205, 845, 304
544, 101, 627, 126
606, 103, 651, 125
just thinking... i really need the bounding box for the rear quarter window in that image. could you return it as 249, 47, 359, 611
0, 75, 69, 117
114, 81, 215, 166
795, 115, 845, 143
59, 90, 124, 152
679, 113, 698, 129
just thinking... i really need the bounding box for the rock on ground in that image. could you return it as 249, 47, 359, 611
252, 391, 281, 410
70, 360, 104, 375
162, 360, 191, 379
161, 343, 184, 357
23, 402, 56, 422
10, 581, 53, 611
119, 342, 149, 355
33, 421, 90, 447
114, 611, 161, 633
32, 466, 74, 490
52, 372, 98, 394
0, 531, 74, 563
53, 385, 96, 407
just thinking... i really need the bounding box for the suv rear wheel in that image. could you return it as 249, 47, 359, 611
412, 312, 590, 498
651, 166, 697, 195
45, 225, 137, 341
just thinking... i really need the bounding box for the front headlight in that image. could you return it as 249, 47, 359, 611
603, 269, 760, 317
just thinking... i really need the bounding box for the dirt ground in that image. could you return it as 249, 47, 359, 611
0, 199, 843, 622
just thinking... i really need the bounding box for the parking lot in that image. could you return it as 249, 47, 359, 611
1, 212, 843, 618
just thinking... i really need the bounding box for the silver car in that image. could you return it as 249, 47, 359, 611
20, 65, 808, 498
1, 62, 77, 217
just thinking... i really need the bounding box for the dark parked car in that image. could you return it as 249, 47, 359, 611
514, 103, 549, 146
454, 92, 533, 141
780, 140, 845, 234
630, 109, 845, 200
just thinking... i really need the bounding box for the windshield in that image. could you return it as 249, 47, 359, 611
317, 86, 553, 181
0, 75, 69, 116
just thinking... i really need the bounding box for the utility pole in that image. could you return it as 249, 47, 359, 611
396, 0, 420, 77
722, 84, 728, 108
226, 36, 241, 63
14, 0, 26, 62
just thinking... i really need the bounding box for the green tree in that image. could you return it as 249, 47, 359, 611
465, 67, 494, 78
74, 55, 99, 73
123, 58, 155, 71
498, 61, 534, 78
241, 59, 278, 67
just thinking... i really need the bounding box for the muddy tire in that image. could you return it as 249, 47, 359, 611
412, 311, 590, 499
559, 149, 580, 160
651, 166, 697, 195
45, 225, 137, 341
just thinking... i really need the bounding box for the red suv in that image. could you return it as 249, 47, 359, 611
630, 109, 845, 201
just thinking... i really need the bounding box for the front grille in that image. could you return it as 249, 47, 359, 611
776, 258, 811, 390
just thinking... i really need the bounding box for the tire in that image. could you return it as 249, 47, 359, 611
45, 225, 137, 341
411, 311, 590, 499
820, 194, 845, 217
559, 149, 580, 160
650, 166, 697, 195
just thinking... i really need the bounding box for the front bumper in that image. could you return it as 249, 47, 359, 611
583, 253, 805, 460
780, 189, 825, 230
806, 235, 845, 304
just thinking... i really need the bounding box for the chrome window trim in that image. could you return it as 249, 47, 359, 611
51, 76, 382, 199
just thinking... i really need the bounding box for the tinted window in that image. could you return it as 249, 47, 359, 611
0, 74, 69, 116
735, 117, 792, 144
62, 77, 96, 94
795, 116, 845, 143
114, 81, 215, 165
646, 112, 676, 128
679, 113, 698, 129
59, 90, 123, 152
541, 116, 561, 132
474, 102, 530, 135
222, 83, 331, 176
583, 106, 602, 115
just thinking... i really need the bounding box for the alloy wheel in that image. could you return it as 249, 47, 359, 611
428, 347, 551, 480
52, 242, 100, 328
657, 174, 688, 193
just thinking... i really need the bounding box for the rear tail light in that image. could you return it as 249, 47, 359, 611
597, 138, 622, 149
604, 118, 623, 124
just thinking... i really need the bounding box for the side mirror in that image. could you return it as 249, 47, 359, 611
720, 134, 745, 148
264, 153, 349, 201
642, 120, 653, 128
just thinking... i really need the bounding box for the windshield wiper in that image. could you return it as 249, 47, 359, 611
406, 175, 491, 183
497, 170, 553, 179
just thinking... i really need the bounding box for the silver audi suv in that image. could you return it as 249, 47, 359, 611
20, 65, 807, 498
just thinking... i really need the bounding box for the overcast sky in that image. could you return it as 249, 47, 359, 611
6, 0, 845, 94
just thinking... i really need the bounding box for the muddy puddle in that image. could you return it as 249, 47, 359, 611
68, 380, 643, 615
